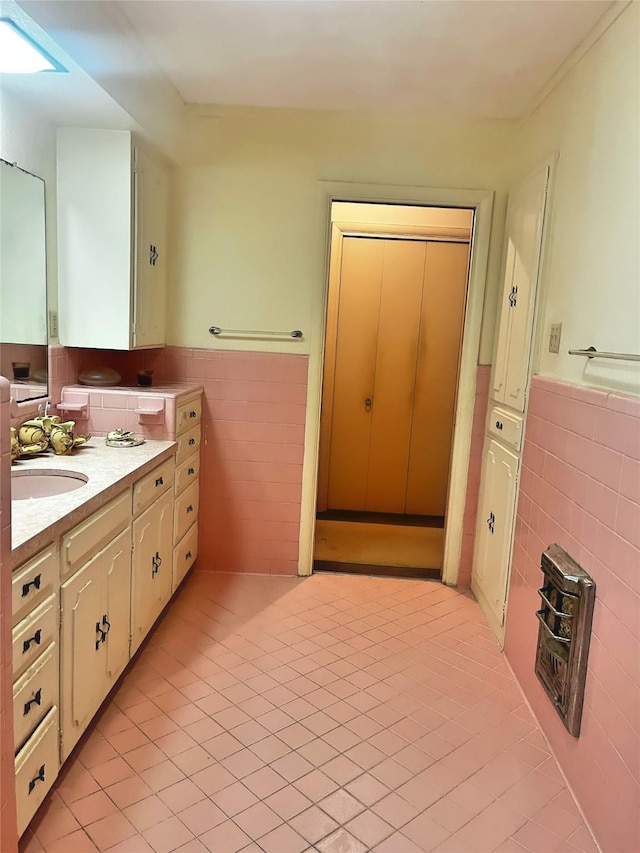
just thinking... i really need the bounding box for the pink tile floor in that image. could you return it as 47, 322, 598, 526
21, 572, 598, 853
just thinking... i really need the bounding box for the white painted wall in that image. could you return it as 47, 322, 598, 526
0, 89, 58, 332
168, 107, 516, 363
517, 2, 640, 394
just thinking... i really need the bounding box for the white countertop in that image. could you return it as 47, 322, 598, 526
11, 439, 175, 567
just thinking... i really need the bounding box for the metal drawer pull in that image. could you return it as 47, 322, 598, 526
189, 410, 197, 418
486, 512, 495, 534
22, 575, 42, 597
155, 476, 164, 487
151, 552, 162, 577
23, 689, 42, 716
186, 505, 194, 513
495, 421, 503, 430
185, 551, 192, 560
188, 467, 195, 475
188, 438, 196, 446
23, 630, 42, 653
102, 615, 111, 636
28, 765, 45, 794
95, 622, 106, 650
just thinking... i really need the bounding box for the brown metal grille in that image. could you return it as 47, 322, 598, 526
535, 544, 595, 737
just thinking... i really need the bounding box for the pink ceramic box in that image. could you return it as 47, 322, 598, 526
57, 383, 203, 440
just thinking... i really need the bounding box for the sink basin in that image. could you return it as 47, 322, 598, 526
12, 469, 89, 500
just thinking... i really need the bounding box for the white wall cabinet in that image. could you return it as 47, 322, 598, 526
57, 128, 168, 350
473, 160, 552, 642
491, 163, 550, 412
60, 526, 132, 759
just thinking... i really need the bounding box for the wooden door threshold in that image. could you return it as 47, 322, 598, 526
316, 510, 444, 528
313, 560, 441, 580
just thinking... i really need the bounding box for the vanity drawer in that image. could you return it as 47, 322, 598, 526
13, 643, 58, 753
61, 490, 130, 579
488, 406, 524, 451
175, 452, 200, 496
133, 457, 174, 516
177, 396, 202, 436
15, 707, 59, 837
173, 523, 198, 592
12, 595, 57, 684
12, 545, 59, 628
174, 480, 199, 544
176, 425, 201, 464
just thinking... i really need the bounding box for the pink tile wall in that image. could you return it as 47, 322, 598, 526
458, 365, 491, 587
49, 345, 308, 576
0, 377, 18, 852
181, 348, 308, 577
504, 376, 640, 853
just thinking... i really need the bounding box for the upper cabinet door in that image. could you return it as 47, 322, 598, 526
492, 163, 551, 411
133, 151, 168, 349
57, 128, 168, 351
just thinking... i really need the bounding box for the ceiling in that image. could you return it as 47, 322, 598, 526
0, 0, 134, 131
116, 0, 615, 119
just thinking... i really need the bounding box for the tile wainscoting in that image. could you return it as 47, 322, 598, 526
505, 375, 640, 853
49, 348, 491, 580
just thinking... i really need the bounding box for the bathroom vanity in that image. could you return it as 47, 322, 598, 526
10, 389, 202, 836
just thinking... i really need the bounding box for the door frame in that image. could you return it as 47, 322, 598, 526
299, 181, 494, 586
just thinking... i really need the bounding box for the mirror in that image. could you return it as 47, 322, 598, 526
0, 158, 48, 402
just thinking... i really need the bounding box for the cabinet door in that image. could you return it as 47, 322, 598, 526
492, 163, 550, 412
131, 490, 173, 654
103, 528, 132, 685
473, 439, 520, 629
60, 561, 105, 758
133, 152, 168, 349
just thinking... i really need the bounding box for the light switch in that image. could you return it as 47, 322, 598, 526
549, 323, 562, 354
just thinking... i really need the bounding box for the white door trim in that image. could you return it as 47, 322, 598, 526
298, 181, 494, 586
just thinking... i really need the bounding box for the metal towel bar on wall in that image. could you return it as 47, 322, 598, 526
209, 325, 303, 340
568, 347, 640, 363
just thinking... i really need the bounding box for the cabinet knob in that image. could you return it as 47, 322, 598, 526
185, 551, 192, 560
22, 574, 42, 597
189, 410, 197, 418
364, 398, 373, 412
495, 421, 503, 430
155, 476, 164, 487
186, 505, 194, 513
189, 438, 196, 446
188, 467, 195, 476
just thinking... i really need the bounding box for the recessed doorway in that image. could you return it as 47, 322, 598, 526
314, 202, 474, 579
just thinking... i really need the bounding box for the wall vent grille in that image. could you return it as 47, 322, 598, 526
535, 544, 595, 737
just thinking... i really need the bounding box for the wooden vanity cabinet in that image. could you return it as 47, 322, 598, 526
13, 424, 200, 836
